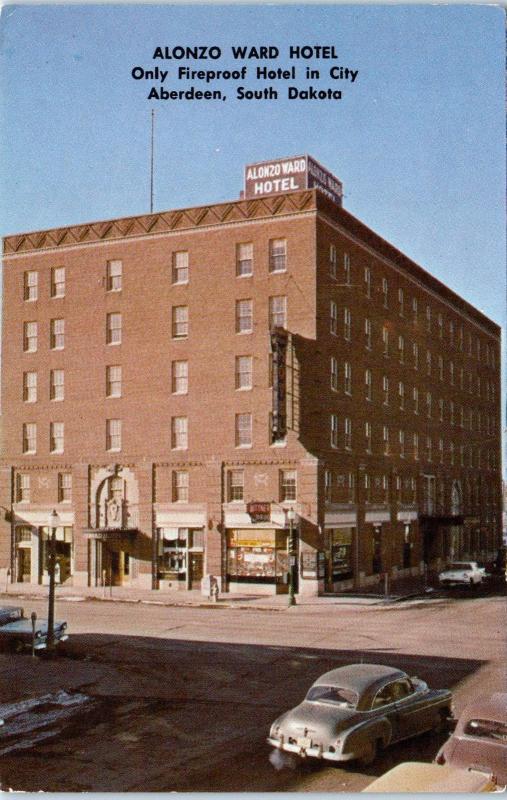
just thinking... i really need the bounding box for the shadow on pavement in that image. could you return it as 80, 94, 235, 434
0, 633, 486, 792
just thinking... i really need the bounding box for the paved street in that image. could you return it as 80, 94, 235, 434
0, 591, 505, 792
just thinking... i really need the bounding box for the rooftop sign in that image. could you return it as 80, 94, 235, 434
244, 155, 343, 206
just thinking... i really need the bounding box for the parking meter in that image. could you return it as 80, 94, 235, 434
31, 611, 37, 658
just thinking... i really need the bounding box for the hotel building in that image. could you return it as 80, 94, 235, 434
0, 158, 502, 595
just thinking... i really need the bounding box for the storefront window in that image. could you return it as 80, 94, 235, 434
227, 529, 288, 584
329, 528, 353, 581
159, 528, 187, 580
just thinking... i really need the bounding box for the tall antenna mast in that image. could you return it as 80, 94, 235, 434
150, 109, 155, 213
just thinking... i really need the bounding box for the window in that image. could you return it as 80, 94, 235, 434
58, 472, 72, 502
324, 469, 332, 502
344, 417, 352, 450
106, 365, 122, 398
22, 423, 36, 454
235, 356, 252, 390
413, 387, 419, 414
438, 398, 444, 422
23, 321, 37, 352
280, 470, 297, 502
449, 361, 454, 385
329, 244, 337, 278
236, 242, 253, 277
382, 326, 389, 357
412, 342, 419, 369
171, 416, 188, 449
413, 433, 419, 460
330, 301, 338, 335
235, 413, 252, 447
172, 306, 188, 339
383, 425, 389, 455
426, 437, 432, 462
365, 369, 372, 401
107, 312, 122, 344
236, 299, 252, 333
412, 297, 418, 324
23, 372, 37, 402
398, 288, 404, 316
426, 391, 432, 418
331, 357, 338, 391
450, 401, 455, 425
344, 362, 352, 395
449, 320, 454, 346
172, 251, 189, 284
50, 318, 65, 350
464, 718, 507, 742
382, 375, 389, 405
106, 260, 122, 291
269, 295, 287, 329
399, 430, 405, 458
343, 253, 351, 285
330, 414, 338, 448
228, 470, 244, 502
269, 238, 287, 272
24, 271, 38, 301
365, 421, 372, 453
16, 474, 30, 503
438, 313, 443, 339
51, 267, 65, 298
365, 318, 372, 349
439, 438, 444, 464
343, 308, 351, 340
172, 470, 189, 502
382, 278, 388, 308
438, 355, 444, 381
50, 421, 64, 453
458, 325, 463, 351
426, 350, 431, 376
450, 442, 455, 466
50, 369, 64, 401
398, 381, 405, 410
106, 418, 122, 451
398, 335, 405, 363
425, 305, 431, 331
364, 267, 371, 298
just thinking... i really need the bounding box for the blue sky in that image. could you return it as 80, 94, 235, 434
0, 4, 505, 331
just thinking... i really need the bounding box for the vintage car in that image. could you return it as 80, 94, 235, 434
267, 663, 452, 766
438, 561, 485, 587
0, 606, 68, 652
436, 693, 507, 786
362, 761, 498, 793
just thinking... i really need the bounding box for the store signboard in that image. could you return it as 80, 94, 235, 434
244, 155, 343, 206
246, 502, 271, 523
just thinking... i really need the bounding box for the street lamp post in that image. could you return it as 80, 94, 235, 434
287, 508, 297, 607
47, 509, 61, 651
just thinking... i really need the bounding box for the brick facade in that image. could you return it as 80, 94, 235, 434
1, 187, 502, 595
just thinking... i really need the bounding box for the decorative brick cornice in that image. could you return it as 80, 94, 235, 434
2, 190, 316, 255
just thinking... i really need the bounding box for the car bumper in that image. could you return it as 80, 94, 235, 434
34, 633, 69, 650
267, 737, 356, 762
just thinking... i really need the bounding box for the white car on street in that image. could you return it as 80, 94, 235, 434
438, 561, 485, 588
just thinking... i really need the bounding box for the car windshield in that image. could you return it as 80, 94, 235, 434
306, 685, 358, 708
446, 562, 471, 570
464, 718, 507, 741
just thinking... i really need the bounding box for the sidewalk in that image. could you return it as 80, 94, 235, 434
1, 574, 436, 610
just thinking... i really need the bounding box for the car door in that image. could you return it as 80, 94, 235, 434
392, 678, 429, 739
371, 682, 403, 742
